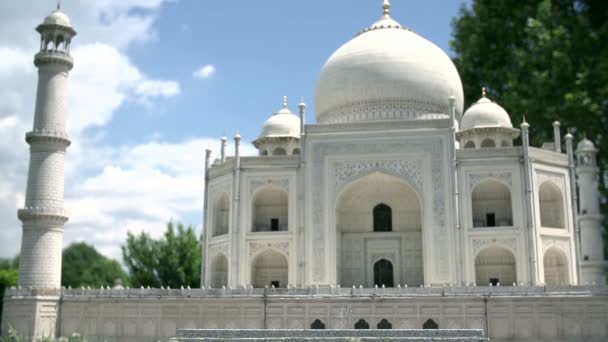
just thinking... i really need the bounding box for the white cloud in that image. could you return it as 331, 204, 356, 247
193, 64, 216, 79
0, 1, 192, 260
135, 80, 181, 98
63, 138, 257, 260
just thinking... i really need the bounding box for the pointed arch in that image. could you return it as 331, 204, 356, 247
212, 193, 230, 237
539, 181, 565, 228
210, 254, 228, 288
377, 319, 392, 329
544, 247, 569, 285
251, 249, 288, 288
252, 186, 288, 232
475, 246, 516, 286
373, 203, 392, 232
336, 172, 423, 287
471, 179, 513, 227
354, 319, 369, 329
480, 138, 496, 148
423, 319, 438, 329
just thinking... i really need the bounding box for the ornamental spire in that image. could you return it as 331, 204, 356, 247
383, 0, 391, 18
481, 87, 487, 98
57, 0, 61, 10
282, 96, 288, 109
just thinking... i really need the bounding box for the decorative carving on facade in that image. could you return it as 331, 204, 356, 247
333, 160, 423, 195
310, 138, 446, 281
249, 241, 290, 258
472, 237, 517, 256
469, 172, 513, 190
542, 237, 570, 256
318, 98, 450, 124
208, 243, 229, 262
249, 178, 290, 195
208, 180, 232, 199
536, 170, 565, 193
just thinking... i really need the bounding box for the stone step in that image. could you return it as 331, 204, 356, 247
172, 329, 488, 341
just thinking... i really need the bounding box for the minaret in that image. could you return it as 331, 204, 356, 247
575, 138, 608, 284
17, 4, 76, 289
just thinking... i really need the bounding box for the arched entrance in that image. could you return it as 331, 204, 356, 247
210, 254, 228, 288
539, 182, 565, 228
251, 250, 288, 288
336, 172, 423, 287
544, 247, 569, 285
374, 259, 394, 287
471, 179, 513, 228
252, 186, 288, 232
475, 247, 516, 286
212, 193, 230, 237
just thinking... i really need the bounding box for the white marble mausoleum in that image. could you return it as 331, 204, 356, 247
2, 2, 608, 341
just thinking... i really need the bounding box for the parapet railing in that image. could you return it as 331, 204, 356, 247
4, 285, 608, 299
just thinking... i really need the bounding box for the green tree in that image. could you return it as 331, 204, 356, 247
122, 221, 201, 288
0, 257, 19, 330
61, 243, 128, 288
451, 0, 608, 255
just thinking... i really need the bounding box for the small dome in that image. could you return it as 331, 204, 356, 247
257, 97, 301, 140
577, 138, 596, 152
460, 91, 513, 130
43, 9, 72, 28
315, 3, 464, 124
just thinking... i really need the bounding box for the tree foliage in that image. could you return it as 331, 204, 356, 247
451, 0, 608, 254
0, 258, 19, 330
122, 221, 201, 288
61, 243, 128, 288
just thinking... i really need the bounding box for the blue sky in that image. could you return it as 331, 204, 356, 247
0, 0, 468, 260
103, 0, 468, 145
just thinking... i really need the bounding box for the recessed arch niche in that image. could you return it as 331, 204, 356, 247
336, 172, 423, 287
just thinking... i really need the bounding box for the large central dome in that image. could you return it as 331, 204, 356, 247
315, 2, 464, 124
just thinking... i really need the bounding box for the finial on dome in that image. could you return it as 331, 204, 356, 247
57, 0, 61, 10
282, 96, 288, 109
383, 0, 391, 17
481, 87, 487, 98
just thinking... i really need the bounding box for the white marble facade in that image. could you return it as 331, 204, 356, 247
203, 2, 607, 290
4, 2, 608, 341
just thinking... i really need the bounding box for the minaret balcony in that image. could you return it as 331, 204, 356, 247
34, 51, 73, 68
18, 206, 69, 224
26, 129, 71, 146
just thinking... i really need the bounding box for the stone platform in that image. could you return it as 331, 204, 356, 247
171, 329, 488, 341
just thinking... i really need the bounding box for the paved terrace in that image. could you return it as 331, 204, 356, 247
5, 285, 608, 298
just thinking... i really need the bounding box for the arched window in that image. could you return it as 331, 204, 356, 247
377, 319, 392, 329
292, 148, 301, 155
481, 139, 496, 148
373, 203, 392, 232
212, 193, 230, 237
475, 247, 516, 286
252, 187, 288, 232
273, 147, 287, 156
310, 319, 325, 329
501, 140, 510, 147
544, 247, 569, 285
354, 319, 369, 329
260, 149, 268, 156
464, 141, 476, 149
471, 180, 513, 228
423, 319, 438, 329
210, 254, 228, 288
374, 259, 394, 287
539, 182, 565, 228
251, 250, 288, 288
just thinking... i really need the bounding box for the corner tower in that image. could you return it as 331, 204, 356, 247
575, 138, 608, 284
17, 3, 76, 289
